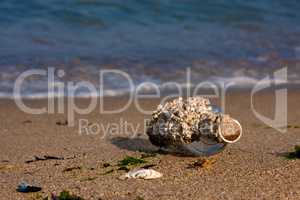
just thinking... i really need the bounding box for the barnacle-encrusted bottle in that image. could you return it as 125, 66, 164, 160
146, 97, 242, 156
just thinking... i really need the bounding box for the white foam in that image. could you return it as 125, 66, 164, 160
0, 75, 299, 99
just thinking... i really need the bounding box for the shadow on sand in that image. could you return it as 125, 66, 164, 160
110, 136, 158, 153
110, 136, 202, 157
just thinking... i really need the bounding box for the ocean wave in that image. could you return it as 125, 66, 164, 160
0, 75, 298, 99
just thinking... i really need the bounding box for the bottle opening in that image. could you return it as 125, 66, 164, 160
219, 118, 242, 143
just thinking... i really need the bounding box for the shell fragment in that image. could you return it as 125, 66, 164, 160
119, 169, 163, 180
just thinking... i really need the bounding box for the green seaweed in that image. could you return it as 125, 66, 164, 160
140, 153, 157, 159
29, 192, 45, 200
285, 145, 300, 159
56, 190, 84, 200
118, 156, 146, 167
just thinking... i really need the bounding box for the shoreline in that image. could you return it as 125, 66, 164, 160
2, 83, 300, 100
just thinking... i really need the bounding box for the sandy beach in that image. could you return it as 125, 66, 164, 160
0, 91, 299, 200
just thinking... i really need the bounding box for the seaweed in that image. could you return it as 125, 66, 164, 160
25, 155, 64, 164
187, 158, 216, 170
140, 153, 157, 159
102, 163, 111, 168
22, 120, 32, 124
118, 156, 146, 167
0, 164, 17, 171
53, 190, 84, 200
287, 125, 293, 129
285, 145, 300, 159
29, 192, 45, 200
56, 120, 68, 126
135, 196, 145, 200
62, 166, 82, 172
117, 166, 130, 172
141, 164, 157, 169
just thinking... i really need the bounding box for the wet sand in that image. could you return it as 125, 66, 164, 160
0, 91, 299, 200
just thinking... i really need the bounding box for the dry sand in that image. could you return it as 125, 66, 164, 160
0, 91, 299, 200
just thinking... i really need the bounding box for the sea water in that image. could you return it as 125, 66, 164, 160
0, 0, 300, 97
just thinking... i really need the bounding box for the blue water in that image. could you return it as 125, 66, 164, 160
0, 0, 300, 97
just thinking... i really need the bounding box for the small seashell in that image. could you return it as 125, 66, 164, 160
119, 169, 163, 180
